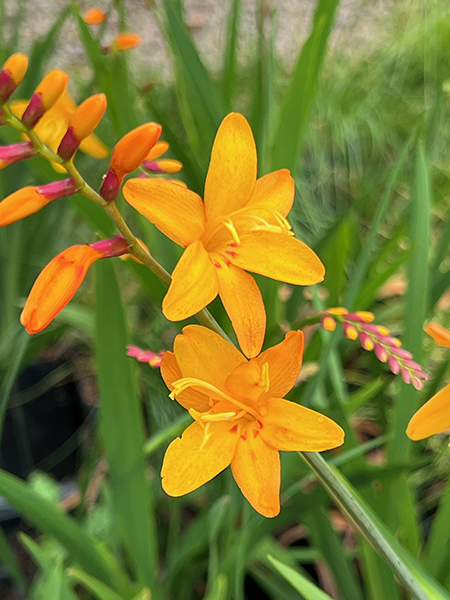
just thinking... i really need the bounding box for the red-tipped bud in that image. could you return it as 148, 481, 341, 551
20, 235, 129, 334
142, 159, 183, 174
0, 142, 36, 169
0, 178, 77, 226
0, 53, 28, 104
113, 33, 142, 51
58, 94, 107, 161
83, 7, 106, 25
100, 122, 162, 202
22, 70, 68, 128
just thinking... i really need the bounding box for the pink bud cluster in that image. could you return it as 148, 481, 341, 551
321, 308, 428, 390
126, 345, 165, 368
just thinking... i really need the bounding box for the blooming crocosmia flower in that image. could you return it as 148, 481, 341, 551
83, 7, 106, 24
113, 33, 142, 51
407, 323, 450, 440
10, 92, 108, 165
20, 235, 129, 334
100, 122, 162, 202
160, 325, 344, 517
0, 142, 35, 169
22, 70, 69, 129
127, 345, 165, 367
123, 113, 325, 358
0, 53, 28, 104
58, 94, 107, 161
0, 178, 78, 226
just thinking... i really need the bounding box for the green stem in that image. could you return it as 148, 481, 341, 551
300, 452, 430, 600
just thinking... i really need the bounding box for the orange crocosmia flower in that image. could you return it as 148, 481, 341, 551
160, 325, 344, 518
407, 323, 450, 440
123, 113, 325, 358
83, 7, 106, 25
113, 33, 142, 51
10, 92, 108, 162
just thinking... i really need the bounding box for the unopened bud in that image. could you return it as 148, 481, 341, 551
58, 94, 107, 161
0, 53, 28, 104
22, 70, 68, 128
321, 315, 336, 332
359, 331, 374, 351
113, 33, 142, 51
142, 159, 183, 174
0, 142, 35, 169
90, 235, 129, 258
374, 343, 388, 363
388, 355, 400, 374
83, 7, 106, 25
342, 322, 358, 340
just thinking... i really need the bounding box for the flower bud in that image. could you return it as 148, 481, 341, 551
321, 315, 336, 332
327, 307, 348, 316
0, 142, 35, 169
113, 33, 142, 51
83, 7, 106, 24
388, 355, 400, 374
374, 343, 388, 363
20, 235, 129, 334
22, 70, 69, 128
145, 141, 169, 161
58, 94, 107, 161
342, 322, 358, 340
0, 53, 28, 104
127, 345, 165, 368
142, 159, 183, 174
424, 322, 450, 348
359, 331, 374, 351
100, 122, 162, 202
0, 178, 77, 226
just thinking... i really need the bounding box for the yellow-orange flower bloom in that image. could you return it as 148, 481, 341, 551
160, 325, 344, 517
407, 323, 450, 440
83, 7, 106, 25
123, 113, 325, 358
21, 236, 129, 334
113, 33, 142, 51
10, 92, 108, 164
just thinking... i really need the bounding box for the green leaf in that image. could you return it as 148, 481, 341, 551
268, 555, 333, 600
67, 569, 124, 600
95, 260, 158, 592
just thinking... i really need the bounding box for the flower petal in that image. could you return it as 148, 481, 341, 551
215, 261, 266, 358
163, 241, 219, 321
229, 231, 325, 285
79, 133, 109, 159
424, 323, 450, 348
245, 169, 294, 217
160, 351, 211, 412
204, 113, 257, 220
255, 330, 304, 399
123, 178, 206, 247
174, 325, 246, 392
161, 420, 239, 496
407, 384, 450, 440
260, 398, 345, 451
231, 422, 280, 517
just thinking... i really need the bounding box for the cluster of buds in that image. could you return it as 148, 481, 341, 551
321, 308, 428, 390
126, 345, 166, 368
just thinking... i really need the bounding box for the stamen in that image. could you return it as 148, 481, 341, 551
171, 377, 261, 419
189, 408, 205, 428
223, 219, 241, 245
199, 422, 212, 451
260, 362, 270, 392
201, 411, 237, 422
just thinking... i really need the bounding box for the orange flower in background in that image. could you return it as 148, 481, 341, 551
10, 92, 108, 164
83, 7, 106, 25
142, 141, 183, 174
160, 325, 344, 517
407, 323, 450, 440
21, 236, 129, 334
113, 33, 142, 51
123, 113, 325, 358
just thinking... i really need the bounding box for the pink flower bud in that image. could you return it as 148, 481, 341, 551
375, 343, 388, 362
383, 336, 402, 348
127, 345, 165, 368
0, 142, 36, 169
90, 235, 130, 258
411, 376, 423, 391
401, 368, 411, 384
345, 312, 366, 323
359, 331, 374, 351
21, 93, 46, 129
37, 178, 78, 201
343, 322, 359, 340
392, 348, 413, 360
364, 324, 390, 336
388, 355, 400, 374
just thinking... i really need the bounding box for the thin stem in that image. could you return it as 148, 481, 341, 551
300, 452, 430, 600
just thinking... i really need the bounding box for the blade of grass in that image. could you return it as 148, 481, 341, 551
95, 260, 159, 594
268, 555, 334, 600
221, 0, 241, 110
67, 569, 125, 600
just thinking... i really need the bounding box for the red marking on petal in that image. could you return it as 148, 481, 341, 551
241, 432, 247, 441
229, 424, 238, 433
212, 259, 222, 268
253, 428, 259, 438
225, 250, 238, 258
228, 242, 239, 248
257, 420, 263, 428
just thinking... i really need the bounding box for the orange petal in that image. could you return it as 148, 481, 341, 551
70, 94, 107, 141
160, 351, 211, 412
79, 133, 109, 159
204, 113, 257, 220
255, 330, 304, 399
225, 360, 265, 402
215, 260, 265, 358
2, 53, 28, 85
0, 187, 47, 226
407, 384, 450, 440
163, 241, 219, 321
230, 231, 325, 285
245, 169, 295, 217
145, 141, 169, 161
231, 421, 280, 518
161, 421, 239, 496
20, 245, 102, 334
260, 398, 345, 451
173, 325, 246, 392
113, 33, 142, 51
424, 323, 450, 348
35, 70, 69, 110
123, 178, 206, 247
